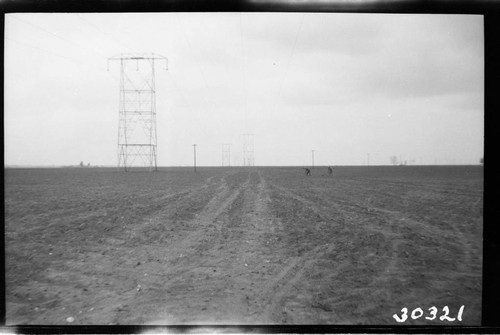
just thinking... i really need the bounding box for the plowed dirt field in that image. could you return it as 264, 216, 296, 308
5, 166, 483, 325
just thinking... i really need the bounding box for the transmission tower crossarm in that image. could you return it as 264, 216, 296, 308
108, 53, 168, 70
108, 52, 168, 60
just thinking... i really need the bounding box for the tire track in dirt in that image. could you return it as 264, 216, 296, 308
257, 244, 325, 322
294, 178, 475, 255
163, 172, 251, 268
6, 167, 483, 325
262, 174, 414, 323
256, 177, 349, 323
200, 170, 281, 323
356, 178, 482, 198
54, 171, 244, 325
265, 181, 343, 227
155, 169, 298, 324
324, 180, 481, 278
132, 170, 256, 324
266, 179, 397, 245
367, 204, 481, 276
328, 178, 482, 223
144, 169, 245, 254
6, 171, 231, 325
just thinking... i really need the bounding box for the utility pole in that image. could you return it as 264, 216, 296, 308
242, 134, 254, 167
222, 144, 231, 167
312, 150, 315, 169
193, 144, 197, 172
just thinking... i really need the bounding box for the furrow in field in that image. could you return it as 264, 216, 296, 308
257, 245, 324, 322
5, 167, 483, 325
137, 171, 257, 324
326, 178, 482, 220
260, 171, 443, 324
161, 175, 250, 269
355, 178, 482, 198
285, 177, 481, 256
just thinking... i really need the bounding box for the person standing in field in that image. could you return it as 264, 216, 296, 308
304, 168, 311, 176
328, 166, 333, 176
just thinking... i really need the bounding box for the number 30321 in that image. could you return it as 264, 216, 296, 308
393, 305, 465, 323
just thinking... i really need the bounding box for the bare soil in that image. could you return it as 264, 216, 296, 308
5, 166, 483, 325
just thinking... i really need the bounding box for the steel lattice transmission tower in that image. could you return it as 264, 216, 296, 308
242, 133, 254, 167
221, 144, 231, 167
108, 53, 167, 171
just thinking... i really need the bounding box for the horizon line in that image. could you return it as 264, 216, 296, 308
4, 164, 483, 169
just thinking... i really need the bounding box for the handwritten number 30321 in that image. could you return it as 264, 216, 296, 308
393, 305, 464, 322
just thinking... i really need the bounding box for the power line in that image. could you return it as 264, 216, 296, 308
9, 15, 109, 59
160, 71, 213, 142
221, 143, 231, 167
5, 37, 111, 74
193, 144, 197, 172
266, 13, 306, 125
75, 14, 136, 53
173, 14, 224, 129
172, 15, 247, 164
277, 13, 305, 97
242, 133, 254, 167
240, 13, 248, 128
7, 16, 121, 84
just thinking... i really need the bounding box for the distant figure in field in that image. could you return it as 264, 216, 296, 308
304, 168, 311, 176
328, 166, 333, 176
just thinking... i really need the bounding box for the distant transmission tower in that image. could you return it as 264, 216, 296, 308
222, 144, 231, 167
242, 133, 254, 167
108, 53, 167, 171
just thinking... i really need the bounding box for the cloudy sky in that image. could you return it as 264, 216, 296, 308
5, 13, 483, 167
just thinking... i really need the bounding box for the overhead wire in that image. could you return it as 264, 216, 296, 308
73, 13, 143, 85
190, 15, 233, 135
8, 13, 239, 166
5, 37, 109, 73
277, 13, 305, 99
9, 15, 109, 60
174, 14, 213, 108
264, 12, 305, 150
75, 14, 137, 54
7, 14, 122, 85
99, 13, 236, 163
239, 13, 248, 131
72, 13, 201, 164
155, 74, 204, 145
5, 36, 122, 90
173, 13, 226, 135
7, 16, 125, 127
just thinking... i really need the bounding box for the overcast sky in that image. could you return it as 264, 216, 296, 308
5, 13, 483, 167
